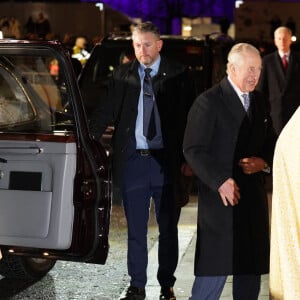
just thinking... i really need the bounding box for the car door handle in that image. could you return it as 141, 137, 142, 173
0, 147, 43, 154
0, 157, 7, 163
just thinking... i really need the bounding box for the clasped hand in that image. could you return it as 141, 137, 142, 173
218, 156, 266, 207
238, 156, 265, 175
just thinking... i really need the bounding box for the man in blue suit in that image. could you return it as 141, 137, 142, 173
89, 22, 194, 300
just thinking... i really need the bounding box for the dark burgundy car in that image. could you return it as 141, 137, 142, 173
0, 40, 111, 279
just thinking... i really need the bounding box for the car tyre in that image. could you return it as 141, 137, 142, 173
0, 253, 56, 280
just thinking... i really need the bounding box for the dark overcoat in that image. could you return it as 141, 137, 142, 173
89, 56, 195, 204
257, 50, 300, 135
183, 77, 276, 275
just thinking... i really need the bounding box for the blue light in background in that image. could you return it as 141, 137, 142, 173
99, 0, 235, 34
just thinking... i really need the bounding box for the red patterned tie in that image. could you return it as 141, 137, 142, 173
282, 54, 288, 70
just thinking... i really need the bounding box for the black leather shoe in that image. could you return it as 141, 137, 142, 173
120, 285, 146, 300
160, 286, 176, 300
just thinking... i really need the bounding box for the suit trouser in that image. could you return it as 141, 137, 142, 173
189, 274, 261, 300
122, 151, 180, 288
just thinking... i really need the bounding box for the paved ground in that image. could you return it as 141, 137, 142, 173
119, 196, 270, 300
0, 195, 270, 299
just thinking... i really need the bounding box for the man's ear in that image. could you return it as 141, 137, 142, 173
229, 63, 236, 75
157, 39, 163, 52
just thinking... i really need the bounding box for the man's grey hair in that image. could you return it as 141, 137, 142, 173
132, 21, 160, 39
226, 43, 260, 72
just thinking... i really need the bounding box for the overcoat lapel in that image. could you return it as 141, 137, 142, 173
286, 52, 298, 79
124, 60, 141, 108
220, 78, 246, 125
152, 58, 169, 95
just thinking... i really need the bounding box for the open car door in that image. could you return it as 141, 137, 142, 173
0, 40, 111, 279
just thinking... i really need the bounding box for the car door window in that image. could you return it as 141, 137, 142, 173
0, 52, 74, 133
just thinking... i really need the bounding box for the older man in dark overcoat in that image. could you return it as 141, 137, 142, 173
183, 43, 276, 299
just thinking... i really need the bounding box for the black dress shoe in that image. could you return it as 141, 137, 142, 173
160, 286, 176, 300
120, 285, 146, 300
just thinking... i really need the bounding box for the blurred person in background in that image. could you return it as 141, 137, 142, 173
257, 26, 300, 137
36, 12, 51, 39
72, 36, 90, 67
9, 17, 21, 39
0, 16, 21, 39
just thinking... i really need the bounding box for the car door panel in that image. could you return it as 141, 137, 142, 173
0, 189, 52, 239
0, 139, 76, 250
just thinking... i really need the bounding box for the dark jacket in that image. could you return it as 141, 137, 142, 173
257, 50, 300, 135
89, 56, 195, 203
183, 77, 276, 275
